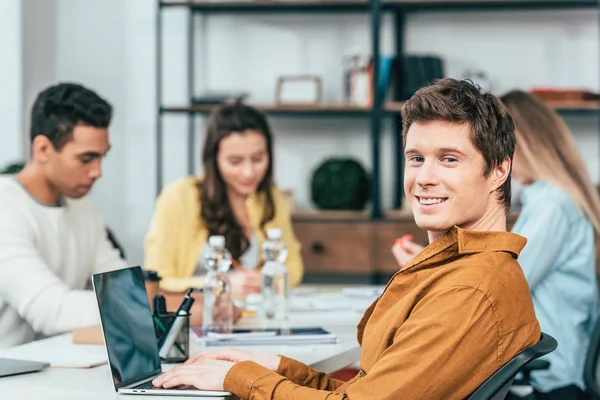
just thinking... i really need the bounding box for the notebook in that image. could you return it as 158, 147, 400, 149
0, 333, 107, 368
192, 327, 338, 346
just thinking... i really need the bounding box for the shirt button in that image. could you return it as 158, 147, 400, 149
358, 370, 365, 377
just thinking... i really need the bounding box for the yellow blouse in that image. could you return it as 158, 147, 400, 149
144, 176, 304, 292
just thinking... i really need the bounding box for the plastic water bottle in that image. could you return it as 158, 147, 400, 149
261, 228, 289, 324
202, 235, 234, 332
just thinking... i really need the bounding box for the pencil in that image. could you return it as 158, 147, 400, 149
231, 259, 243, 271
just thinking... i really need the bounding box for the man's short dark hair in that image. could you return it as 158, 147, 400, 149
30, 82, 112, 150
401, 78, 516, 212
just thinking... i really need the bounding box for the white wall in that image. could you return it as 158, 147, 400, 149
23, 2, 600, 264
22, 0, 56, 154
54, 0, 129, 248
0, 0, 23, 167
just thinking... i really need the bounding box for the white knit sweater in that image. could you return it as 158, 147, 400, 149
0, 176, 127, 348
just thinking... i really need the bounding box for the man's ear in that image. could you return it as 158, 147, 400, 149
31, 135, 54, 164
490, 158, 511, 191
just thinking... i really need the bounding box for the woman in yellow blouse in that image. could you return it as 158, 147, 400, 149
144, 102, 304, 296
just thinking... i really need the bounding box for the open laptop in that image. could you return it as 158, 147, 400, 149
0, 358, 49, 378
92, 266, 231, 397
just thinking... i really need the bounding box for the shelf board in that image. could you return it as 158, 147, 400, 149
545, 100, 600, 113
161, 0, 369, 13
161, 100, 598, 117
161, 103, 405, 117
384, 0, 598, 11
161, 0, 597, 12
292, 210, 371, 222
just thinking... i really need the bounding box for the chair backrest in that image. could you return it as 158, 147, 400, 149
583, 318, 600, 398
467, 333, 558, 400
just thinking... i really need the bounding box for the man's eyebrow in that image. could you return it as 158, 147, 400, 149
77, 146, 111, 158
438, 147, 467, 157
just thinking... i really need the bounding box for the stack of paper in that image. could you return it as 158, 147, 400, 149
0, 333, 107, 368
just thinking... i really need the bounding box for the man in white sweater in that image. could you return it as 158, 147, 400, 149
0, 83, 128, 348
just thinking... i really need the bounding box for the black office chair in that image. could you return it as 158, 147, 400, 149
583, 319, 600, 399
468, 333, 558, 400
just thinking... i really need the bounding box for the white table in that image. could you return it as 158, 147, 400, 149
0, 286, 380, 400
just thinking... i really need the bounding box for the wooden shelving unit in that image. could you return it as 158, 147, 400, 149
157, 0, 600, 227
157, 0, 599, 282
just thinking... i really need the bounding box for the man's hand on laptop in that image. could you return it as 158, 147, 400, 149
152, 359, 233, 390
185, 347, 281, 371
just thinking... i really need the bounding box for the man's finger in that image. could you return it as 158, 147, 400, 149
403, 240, 424, 254
162, 374, 193, 389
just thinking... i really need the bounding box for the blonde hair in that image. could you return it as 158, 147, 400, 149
501, 90, 600, 234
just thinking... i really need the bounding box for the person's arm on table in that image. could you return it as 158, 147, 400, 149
184, 348, 345, 389
155, 286, 529, 399
0, 207, 101, 335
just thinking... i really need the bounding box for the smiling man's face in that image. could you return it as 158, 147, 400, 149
404, 120, 506, 240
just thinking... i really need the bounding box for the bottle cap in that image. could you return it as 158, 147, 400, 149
267, 228, 282, 240
208, 235, 225, 248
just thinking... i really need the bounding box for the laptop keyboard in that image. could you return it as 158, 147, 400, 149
134, 381, 159, 390
133, 381, 192, 391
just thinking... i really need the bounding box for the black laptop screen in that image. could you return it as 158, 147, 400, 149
93, 266, 161, 389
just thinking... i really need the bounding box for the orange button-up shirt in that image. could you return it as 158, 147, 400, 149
224, 226, 541, 399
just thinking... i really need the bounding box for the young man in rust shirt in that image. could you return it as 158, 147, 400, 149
153, 78, 541, 399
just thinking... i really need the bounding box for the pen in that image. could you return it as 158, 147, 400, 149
231, 259, 243, 271
158, 289, 195, 359
153, 315, 185, 355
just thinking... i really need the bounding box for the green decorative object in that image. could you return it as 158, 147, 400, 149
1, 161, 25, 174
310, 157, 370, 210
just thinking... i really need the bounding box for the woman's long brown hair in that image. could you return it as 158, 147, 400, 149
501, 90, 600, 234
198, 102, 275, 260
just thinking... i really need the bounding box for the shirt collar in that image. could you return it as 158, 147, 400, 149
403, 226, 527, 272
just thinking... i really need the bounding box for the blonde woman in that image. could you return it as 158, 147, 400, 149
500, 90, 599, 400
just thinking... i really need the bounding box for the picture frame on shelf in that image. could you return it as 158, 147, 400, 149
275, 75, 322, 106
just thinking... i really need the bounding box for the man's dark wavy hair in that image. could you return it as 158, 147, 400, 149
30, 82, 112, 150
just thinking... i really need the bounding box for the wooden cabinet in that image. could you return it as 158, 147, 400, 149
293, 222, 373, 276
292, 212, 522, 283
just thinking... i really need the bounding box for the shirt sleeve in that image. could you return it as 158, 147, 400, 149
144, 182, 206, 292
223, 286, 507, 400
512, 200, 571, 290
224, 361, 348, 400
272, 188, 304, 288
0, 207, 101, 336
275, 356, 346, 389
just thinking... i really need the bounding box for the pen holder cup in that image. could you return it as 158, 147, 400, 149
153, 312, 190, 363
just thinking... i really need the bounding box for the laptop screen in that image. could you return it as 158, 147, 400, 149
93, 266, 161, 389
